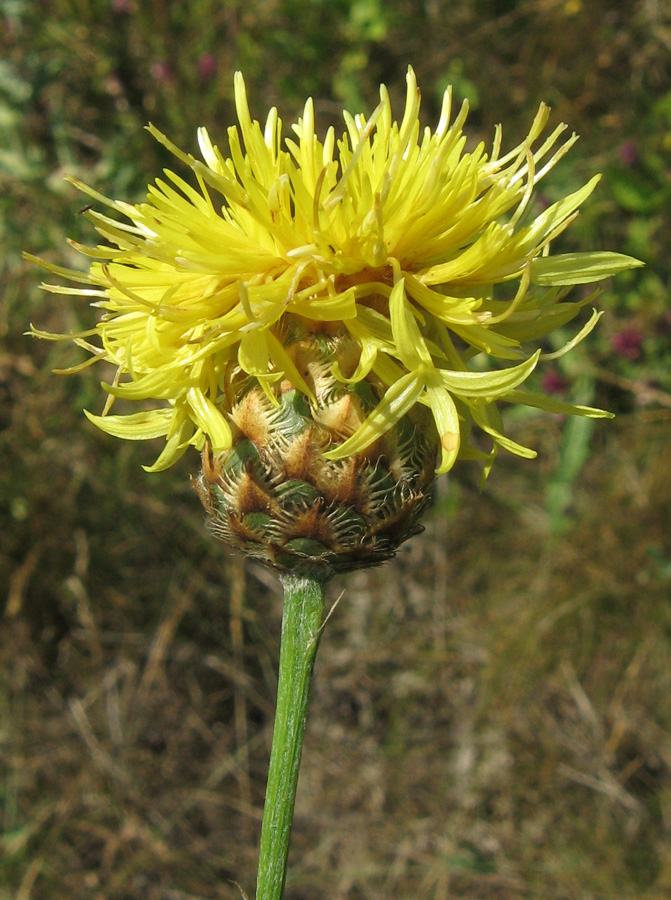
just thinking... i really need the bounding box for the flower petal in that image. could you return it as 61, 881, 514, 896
530, 251, 644, 285
83, 407, 174, 440
324, 370, 425, 459
438, 350, 540, 398
425, 384, 460, 474
388, 278, 433, 370
186, 387, 232, 452
502, 389, 614, 418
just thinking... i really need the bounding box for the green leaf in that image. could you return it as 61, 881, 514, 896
609, 168, 670, 214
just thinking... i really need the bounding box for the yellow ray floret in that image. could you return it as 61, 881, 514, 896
28, 67, 642, 473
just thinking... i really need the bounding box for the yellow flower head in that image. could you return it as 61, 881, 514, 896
30, 68, 641, 474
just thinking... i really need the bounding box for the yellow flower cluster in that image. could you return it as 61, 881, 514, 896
29, 68, 641, 474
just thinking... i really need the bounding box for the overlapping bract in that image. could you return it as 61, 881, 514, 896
30, 68, 641, 473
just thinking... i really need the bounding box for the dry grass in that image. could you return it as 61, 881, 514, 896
2, 359, 670, 899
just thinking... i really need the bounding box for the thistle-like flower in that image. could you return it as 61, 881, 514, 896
29, 68, 641, 576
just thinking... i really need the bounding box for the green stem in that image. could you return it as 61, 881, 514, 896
255, 572, 327, 900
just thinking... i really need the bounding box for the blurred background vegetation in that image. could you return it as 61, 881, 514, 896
1, 0, 670, 898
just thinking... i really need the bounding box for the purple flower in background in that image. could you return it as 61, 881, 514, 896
150, 61, 172, 83
198, 53, 217, 82
617, 140, 639, 167
611, 326, 643, 359
535, 192, 551, 211
541, 369, 569, 395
